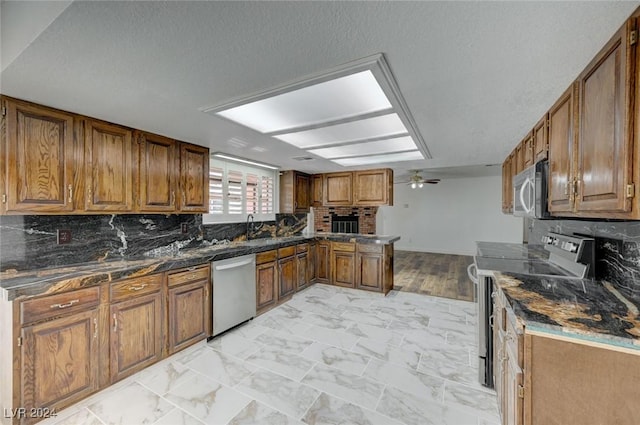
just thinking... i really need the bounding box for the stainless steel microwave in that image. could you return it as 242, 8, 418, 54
513, 160, 550, 219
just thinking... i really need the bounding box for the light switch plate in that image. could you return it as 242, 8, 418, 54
57, 229, 72, 244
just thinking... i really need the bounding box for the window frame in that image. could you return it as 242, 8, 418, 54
203, 158, 278, 224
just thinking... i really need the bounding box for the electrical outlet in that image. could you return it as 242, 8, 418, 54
57, 229, 72, 244
181, 223, 188, 234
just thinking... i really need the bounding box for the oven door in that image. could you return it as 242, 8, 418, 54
475, 269, 494, 388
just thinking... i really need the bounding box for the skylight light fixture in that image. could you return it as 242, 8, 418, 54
211, 152, 280, 170
202, 54, 430, 166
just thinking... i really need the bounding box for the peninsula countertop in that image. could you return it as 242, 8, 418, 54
0, 233, 400, 301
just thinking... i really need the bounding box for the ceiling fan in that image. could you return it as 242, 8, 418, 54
395, 170, 440, 189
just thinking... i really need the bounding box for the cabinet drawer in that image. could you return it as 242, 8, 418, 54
278, 246, 296, 258
21, 287, 100, 325
111, 274, 163, 302
357, 243, 382, 253
257, 250, 278, 264
332, 242, 355, 252
296, 243, 309, 253
168, 265, 210, 287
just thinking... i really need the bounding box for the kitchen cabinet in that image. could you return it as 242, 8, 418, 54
573, 18, 636, 215
502, 153, 514, 214
166, 265, 211, 355
280, 170, 311, 213
296, 243, 309, 291
331, 242, 356, 288
547, 83, 577, 215
137, 131, 178, 212
308, 241, 317, 283
109, 274, 163, 382
514, 143, 524, 175
311, 174, 324, 207
355, 244, 383, 291
522, 133, 534, 169
324, 172, 353, 206
83, 119, 134, 212
316, 240, 331, 283
178, 142, 209, 213
256, 250, 278, 314
278, 246, 297, 299
353, 169, 393, 206
2, 98, 75, 214
533, 115, 548, 162
19, 288, 101, 422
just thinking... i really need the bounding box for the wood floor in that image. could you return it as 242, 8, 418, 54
394, 250, 475, 302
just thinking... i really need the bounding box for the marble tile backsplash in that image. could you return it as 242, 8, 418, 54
528, 218, 640, 299
0, 213, 307, 272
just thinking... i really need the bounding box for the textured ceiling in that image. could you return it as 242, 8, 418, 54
1, 1, 638, 179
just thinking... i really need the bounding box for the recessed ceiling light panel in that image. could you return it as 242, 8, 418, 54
275, 113, 407, 149
215, 70, 391, 133
333, 150, 424, 166
308, 136, 417, 159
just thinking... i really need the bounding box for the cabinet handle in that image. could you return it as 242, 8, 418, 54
68, 184, 73, 200
113, 313, 118, 332
489, 314, 494, 327
87, 188, 92, 204
50, 299, 79, 309
127, 284, 147, 291
93, 318, 98, 339
171, 191, 175, 206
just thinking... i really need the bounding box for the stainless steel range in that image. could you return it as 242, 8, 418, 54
469, 232, 595, 388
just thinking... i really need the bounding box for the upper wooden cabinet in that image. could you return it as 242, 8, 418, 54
574, 17, 636, 215
502, 153, 514, 214
533, 115, 548, 162
311, 174, 323, 207
324, 172, 353, 206
179, 143, 209, 213
84, 119, 135, 212
280, 170, 310, 213
353, 169, 393, 206
2, 98, 75, 214
547, 83, 577, 215
137, 131, 177, 212
522, 132, 534, 169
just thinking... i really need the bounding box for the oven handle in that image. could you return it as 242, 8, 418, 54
467, 263, 479, 284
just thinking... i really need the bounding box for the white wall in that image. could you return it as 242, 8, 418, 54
377, 175, 523, 256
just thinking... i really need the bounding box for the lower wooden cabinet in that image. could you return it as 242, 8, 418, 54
256, 250, 278, 314
316, 241, 331, 283
296, 244, 309, 291
167, 265, 211, 355
308, 242, 317, 283
20, 309, 100, 422
331, 242, 356, 288
278, 251, 297, 299
110, 291, 163, 382
356, 247, 383, 292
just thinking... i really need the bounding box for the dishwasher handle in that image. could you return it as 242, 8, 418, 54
214, 258, 254, 271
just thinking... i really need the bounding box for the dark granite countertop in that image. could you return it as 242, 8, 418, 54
0, 233, 400, 301
495, 272, 640, 350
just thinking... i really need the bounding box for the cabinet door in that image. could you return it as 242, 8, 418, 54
294, 173, 310, 213
138, 132, 177, 212
356, 252, 383, 291
353, 169, 392, 206
522, 133, 534, 168
311, 174, 324, 206
324, 172, 353, 206
4, 99, 75, 213
21, 309, 99, 413
331, 251, 356, 288
110, 292, 163, 382
548, 84, 577, 214
168, 280, 210, 355
505, 347, 524, 425
502, 154, 513, 213
514, 144, 524, 174
308, 242, 317, 283
84, 119, 134, 211
297, 252, 309, 291
533, 115, 548, 162
316, 242, 331, 283
256, 261, 277, 313
278, 256, 296, 299
575, 19, 635, 214
179, 143, 209, 213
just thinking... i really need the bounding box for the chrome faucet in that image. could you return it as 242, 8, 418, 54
246, 214, 254, 240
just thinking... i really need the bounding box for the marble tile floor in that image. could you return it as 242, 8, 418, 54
40, 284, 499, 425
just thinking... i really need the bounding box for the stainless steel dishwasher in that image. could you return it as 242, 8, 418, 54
211, 254, 256, 337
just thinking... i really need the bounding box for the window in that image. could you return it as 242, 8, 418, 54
204, 158, 278, 223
